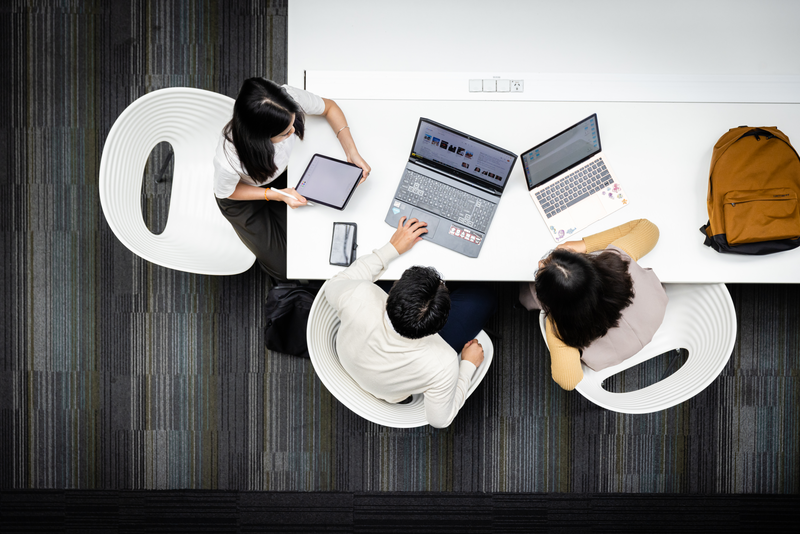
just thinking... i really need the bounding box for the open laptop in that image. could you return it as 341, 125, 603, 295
521, 114, 628, 242
384, 118, 517, 258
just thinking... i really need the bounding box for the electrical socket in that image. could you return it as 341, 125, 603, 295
511, 80, 524, 92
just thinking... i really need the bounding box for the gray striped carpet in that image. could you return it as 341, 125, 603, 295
1, 0, 798, 493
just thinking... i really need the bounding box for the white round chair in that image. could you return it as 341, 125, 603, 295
539, 283, 737, 413
307, 282, 494, 428
99, 87, 256, 275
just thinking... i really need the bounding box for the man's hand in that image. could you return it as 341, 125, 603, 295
556, 240, 586, 254
389, 217, 428, 255
460, 339, 484, 367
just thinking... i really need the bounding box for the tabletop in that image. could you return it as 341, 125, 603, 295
287, 98, 800, 282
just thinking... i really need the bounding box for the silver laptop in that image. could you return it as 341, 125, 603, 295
384, 118, 517, 258
522, 114, 628, 243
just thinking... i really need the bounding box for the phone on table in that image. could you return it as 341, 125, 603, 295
329, 222, 358, 266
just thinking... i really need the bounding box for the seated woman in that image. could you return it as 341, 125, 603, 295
213, 78, 370, 282
519, 219, 668, 390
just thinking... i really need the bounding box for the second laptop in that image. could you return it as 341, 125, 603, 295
384, 118, 517, 258
521, 113, 629, 242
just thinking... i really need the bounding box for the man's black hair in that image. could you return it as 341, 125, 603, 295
386, 266, 451, 339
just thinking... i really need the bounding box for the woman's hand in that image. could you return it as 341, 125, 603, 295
347, 150, 371, 184
556, 240, 587, 254
278, 187, 308, 209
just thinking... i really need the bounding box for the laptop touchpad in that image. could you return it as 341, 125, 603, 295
409, 209, 440, 239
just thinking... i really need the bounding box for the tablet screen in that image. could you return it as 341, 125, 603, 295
295, 154, 363, 210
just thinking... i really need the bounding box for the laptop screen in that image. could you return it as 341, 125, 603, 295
409, 118, 517, 191
521, 114, 601, 190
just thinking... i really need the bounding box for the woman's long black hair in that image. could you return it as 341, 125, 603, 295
223, 77, 305, 183
535, 248, 634, 350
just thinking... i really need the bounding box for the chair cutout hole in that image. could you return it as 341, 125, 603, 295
141, 141, 174, 235
601, 348, 688, 393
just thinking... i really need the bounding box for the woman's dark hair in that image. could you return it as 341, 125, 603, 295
386, 266, 451, 339
535, 249, 634, 350
223, 77, 305, 183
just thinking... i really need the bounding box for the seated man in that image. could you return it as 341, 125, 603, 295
325, 217, 496, 428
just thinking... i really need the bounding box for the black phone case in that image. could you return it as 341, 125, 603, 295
329, 222, 358, 266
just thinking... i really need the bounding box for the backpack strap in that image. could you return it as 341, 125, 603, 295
709, 126, 799, 180
739, 128, 775, 141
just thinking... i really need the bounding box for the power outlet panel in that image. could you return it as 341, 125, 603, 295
469, 78, 524, 93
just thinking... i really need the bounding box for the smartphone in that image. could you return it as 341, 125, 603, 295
329, 222, 358, 266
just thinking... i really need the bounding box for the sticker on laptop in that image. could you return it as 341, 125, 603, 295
549, 225, 576, 242
449, 224, 482, 245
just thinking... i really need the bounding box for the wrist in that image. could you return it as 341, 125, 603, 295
582, 236, 601, 253
338, 133, 357, 153
378, 242, 402, 265
386, 239, 405, 256
265, 188, 288, 203
460, 357, 478, 369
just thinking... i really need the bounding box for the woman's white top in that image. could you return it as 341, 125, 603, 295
213, 85, 326, 199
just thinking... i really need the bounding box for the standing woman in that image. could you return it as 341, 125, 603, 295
519, 219, 668, 390
213, 78, 371, 281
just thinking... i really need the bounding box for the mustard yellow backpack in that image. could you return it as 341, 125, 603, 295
701, 126, 800, 254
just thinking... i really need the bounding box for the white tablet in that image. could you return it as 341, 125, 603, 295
294, 154, 363, 210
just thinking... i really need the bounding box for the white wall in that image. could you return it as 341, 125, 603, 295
289, 0, 800, 87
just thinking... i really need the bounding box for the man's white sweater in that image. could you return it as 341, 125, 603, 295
324, 242, 476, 428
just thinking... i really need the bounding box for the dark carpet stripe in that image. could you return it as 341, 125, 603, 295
1, 491, 799, 533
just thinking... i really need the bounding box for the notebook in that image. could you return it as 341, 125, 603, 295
521, 114, 628, 242
384, 118, 517, 258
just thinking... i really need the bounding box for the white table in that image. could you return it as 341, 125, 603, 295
286, 0, 800, 282
287, 99, 800, 282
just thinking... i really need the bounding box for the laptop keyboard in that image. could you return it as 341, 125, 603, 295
535, 158, 613, 219
395, 170, 494, 233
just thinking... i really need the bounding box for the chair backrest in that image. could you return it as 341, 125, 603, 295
307, 282, 493, 428
538, 283, 736, 413
99, 87, 255, 275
